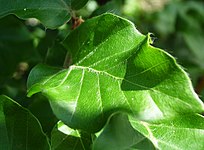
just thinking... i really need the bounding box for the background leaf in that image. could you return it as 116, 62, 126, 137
0, 0, 89, 29
0, 15, 41, 106
0, 95, 50, 150
28, 94, 58, 135
0, 15, 37, 85
91, 0, 124, 16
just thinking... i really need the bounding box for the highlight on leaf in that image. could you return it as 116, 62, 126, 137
27, 13, 203, 134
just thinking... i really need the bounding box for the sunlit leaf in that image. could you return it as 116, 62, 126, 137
130, 114, 204, 150
28, 14, 204, 134
27, 14, 204, 149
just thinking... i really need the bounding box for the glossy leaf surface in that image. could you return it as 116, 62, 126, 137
130, 114, 204, 150
28, 14, 204, 133
0, 0, 88, 28
0, 95, 50, 150
27, 14, 204, 150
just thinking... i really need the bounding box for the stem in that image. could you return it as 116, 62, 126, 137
195, 75, 204, 94
44, 47, 51, 63
63, 51, 72, 68
63, 11, 84, 68
62, 11, 75, 68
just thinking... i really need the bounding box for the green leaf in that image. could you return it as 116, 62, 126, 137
91, 0, 123, 16
70, 0, 89, 10
27, 13, 204, 133
93, 113, 156, 150
183, 32, 204, 68
0, 15, 39, 85
28, 94, 58, 135
51, 121, 93, 150
0, 0, 89, 29
35, 29, 58, 61
0, 95, 50, 150
129, 114, 204, 150
154, 2, 178, 35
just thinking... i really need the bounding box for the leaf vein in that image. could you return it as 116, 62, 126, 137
70, 69, 85, 121
97, 74, 104, 117
75, 25, 132, 65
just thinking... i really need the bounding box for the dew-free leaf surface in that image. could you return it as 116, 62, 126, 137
130, 114, 204, 150
51, 121, 92, 150
0, 95, 50, 150
27, 13, 204, 149
93, 114, 156, 150
0, 0, 88, 28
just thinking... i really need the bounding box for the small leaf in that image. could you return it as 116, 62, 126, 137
93, 113, 156, 150
0, 95, 50, 150
129, 114, 204, 150
0, 0, 89, 29
27, 13, 204, 133
51, 121, 92, 150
